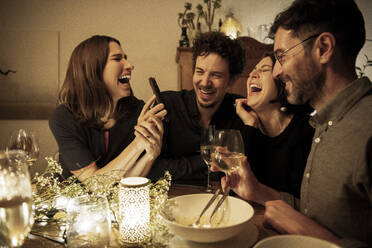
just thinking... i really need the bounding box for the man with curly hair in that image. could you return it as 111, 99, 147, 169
148, 32, 245, 185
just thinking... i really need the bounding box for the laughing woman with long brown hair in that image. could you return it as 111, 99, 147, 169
49, 35, 166, 182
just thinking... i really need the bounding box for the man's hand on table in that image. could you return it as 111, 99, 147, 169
263, 200, 340, 243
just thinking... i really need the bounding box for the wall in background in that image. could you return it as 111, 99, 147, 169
0, 31, 59, 106
354, 0, 372, 79
0, 0, 371, 102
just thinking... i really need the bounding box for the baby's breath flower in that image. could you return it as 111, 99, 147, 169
32, 157, 172, 246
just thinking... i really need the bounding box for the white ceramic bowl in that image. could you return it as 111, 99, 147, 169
253, 235, 341, 248
160, 193, 254, 243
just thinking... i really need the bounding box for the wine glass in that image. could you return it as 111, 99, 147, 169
212, 129, 245, 191
200, 125, 216, 192
8, 129, 40, 166
0, 150, 34, 247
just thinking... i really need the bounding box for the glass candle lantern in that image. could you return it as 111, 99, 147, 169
66, 195, 111, 248
119, 177, 150, 244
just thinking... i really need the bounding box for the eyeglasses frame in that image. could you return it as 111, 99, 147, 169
274, 33, 321, 65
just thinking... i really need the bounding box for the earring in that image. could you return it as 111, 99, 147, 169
280, 106, 287, 112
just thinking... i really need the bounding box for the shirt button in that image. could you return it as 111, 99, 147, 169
305, 173, 310, 179
328, 121, 333, 126
315, 137, 321, 143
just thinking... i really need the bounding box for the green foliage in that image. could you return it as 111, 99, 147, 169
196, 0, 222, 31
178, 2, 195, 29
178, 0, 222, 31
185, 2, 192, 10
356, 54, 372, 78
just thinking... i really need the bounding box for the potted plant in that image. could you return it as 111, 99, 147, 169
177, 0, 222, 47
178, 2, 196, 31
178, 2, 195, 47
196, 0, 222, 32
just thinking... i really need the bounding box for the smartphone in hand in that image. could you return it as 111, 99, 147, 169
149, 77, 168, 122
149, 77, 163, 105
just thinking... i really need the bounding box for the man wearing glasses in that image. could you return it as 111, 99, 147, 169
269, 0, 372, 243
212, 0, 371, 247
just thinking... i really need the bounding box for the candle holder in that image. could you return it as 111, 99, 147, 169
66, 195, 111, 248
119, 177, 150, 244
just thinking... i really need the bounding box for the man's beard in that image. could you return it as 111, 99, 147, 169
197, 97, 217, 108
196, 86, 219, 109
287, 62, 325, 106
293, 75, 324, 106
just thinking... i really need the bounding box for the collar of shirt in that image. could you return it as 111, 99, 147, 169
309, 77, 372, 128
185, 90, 241, 126
187, 90, 200, 119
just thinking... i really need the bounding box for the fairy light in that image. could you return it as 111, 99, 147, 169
66, 195, 111, 247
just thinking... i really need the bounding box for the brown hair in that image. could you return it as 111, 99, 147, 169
192, 32, 245, 79
269, 0, 365, 67
58, 35, 140, 128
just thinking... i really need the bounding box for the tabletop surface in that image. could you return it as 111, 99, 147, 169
23, 183, 278, 247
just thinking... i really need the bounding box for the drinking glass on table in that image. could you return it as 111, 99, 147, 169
7, 129, 40, 166
200, 125, 216, 192
0, 150, 34, 248
66, 195, 111, 248
212, 129, 245, 191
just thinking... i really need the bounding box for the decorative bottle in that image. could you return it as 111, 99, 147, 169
179, 27, 190, 47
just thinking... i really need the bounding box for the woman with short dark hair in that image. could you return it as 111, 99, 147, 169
234, 54, 314, 198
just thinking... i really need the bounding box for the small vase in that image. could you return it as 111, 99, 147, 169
188, 29, 198, 46
179, 27, 190, 48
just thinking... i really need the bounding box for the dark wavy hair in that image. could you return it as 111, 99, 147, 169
192, 32, 245, 79
58, 35, 140, 129
269, 0, 365, 66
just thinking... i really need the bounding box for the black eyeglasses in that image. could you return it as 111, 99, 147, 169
274, 33, 321, 65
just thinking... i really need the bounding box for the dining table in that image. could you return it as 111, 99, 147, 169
23, 183, 278, 247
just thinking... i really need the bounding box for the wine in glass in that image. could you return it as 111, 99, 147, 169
212, 129, 245, 188
0, 150, 34, 247
200, 125, 216, 192
8, 129, 40, 166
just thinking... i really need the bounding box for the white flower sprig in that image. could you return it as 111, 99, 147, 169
31, 157, 172, 247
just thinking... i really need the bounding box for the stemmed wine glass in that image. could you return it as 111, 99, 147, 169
7, 129, 40, 166
0, 150, 34, 247
212, 129, 245, 192
200, 125, 216, 192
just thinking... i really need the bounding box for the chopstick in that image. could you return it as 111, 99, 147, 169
192, 188, 221, 227
209, 187, 230, 224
